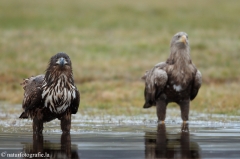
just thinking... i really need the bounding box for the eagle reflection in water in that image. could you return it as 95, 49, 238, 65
145, 124, 201, 159
22, 133, 79, 159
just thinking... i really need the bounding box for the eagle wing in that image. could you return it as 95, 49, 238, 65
70, 88, 80, 114
142, 62, 168, 108
19, 75, 44, 118
190, 70, 202, 100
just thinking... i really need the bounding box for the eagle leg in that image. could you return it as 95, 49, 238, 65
32, 108, 43, 134
60, 110, 71, 133
156, 98, 167, 123
178, 100, 190, 122
33, 116, 43, 134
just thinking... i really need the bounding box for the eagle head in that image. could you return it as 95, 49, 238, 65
45, 52, 73, 84
171, 32, 189, 49
50, 52, 72, 70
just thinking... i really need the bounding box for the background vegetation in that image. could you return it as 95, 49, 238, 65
0, 0, 240, 116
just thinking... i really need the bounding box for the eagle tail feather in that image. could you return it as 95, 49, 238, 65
143, 102, 152, 108
19, 112, 28, 119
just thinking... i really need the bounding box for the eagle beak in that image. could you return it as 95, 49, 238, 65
56, 57, 67, 67
180, 35, 187, 45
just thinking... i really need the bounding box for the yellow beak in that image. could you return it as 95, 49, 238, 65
180, 35, 187, 44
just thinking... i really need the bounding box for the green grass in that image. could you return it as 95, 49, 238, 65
0, 0, 240, 115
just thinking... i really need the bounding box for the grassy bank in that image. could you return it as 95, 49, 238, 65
0, 0, 240, 115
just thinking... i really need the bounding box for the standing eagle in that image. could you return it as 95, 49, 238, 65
19, 53, 80, 133
142, 32, 202, 123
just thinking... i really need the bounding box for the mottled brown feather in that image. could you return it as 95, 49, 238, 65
20, 75, 44, 118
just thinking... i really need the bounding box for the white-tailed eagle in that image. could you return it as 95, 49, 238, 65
19, 53, 80, 133
142, 32, 202, 122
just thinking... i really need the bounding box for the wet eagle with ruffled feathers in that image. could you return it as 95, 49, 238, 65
142, 32, 202, 122
19, 53, 80, 133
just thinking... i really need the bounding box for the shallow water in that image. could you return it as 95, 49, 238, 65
0, 104, 240, 159
1, 122, 240, 159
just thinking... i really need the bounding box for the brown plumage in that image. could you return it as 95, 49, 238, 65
19, 53, 80, 133
142, 32, 202, 122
